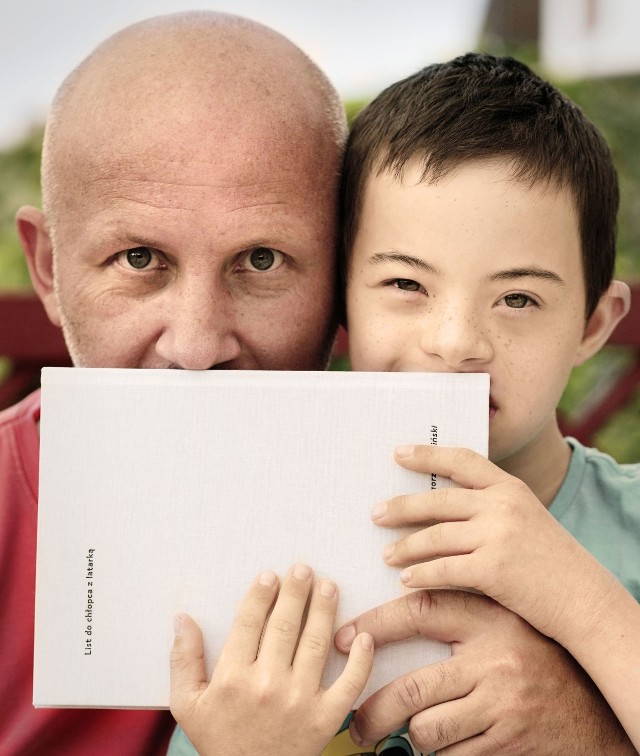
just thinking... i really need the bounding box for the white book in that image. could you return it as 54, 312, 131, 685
34, 368, 489, 709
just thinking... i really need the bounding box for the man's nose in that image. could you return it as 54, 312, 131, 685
154, 279, 242, 369
419, 303, 492, 369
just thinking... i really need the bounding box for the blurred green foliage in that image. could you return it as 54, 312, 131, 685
0, 79, 638, 461
0, 127, 42, 289
545, 74, 640, 463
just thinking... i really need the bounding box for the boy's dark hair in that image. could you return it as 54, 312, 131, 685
342, 53, 618, 317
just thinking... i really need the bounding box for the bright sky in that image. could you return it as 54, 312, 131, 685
0, 0, 488, 147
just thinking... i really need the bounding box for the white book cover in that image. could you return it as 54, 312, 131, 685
34, 368, 489, 709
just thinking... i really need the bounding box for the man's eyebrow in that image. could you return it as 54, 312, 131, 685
489, 267, 567, 286
123, 234, 163, 249
368, 252, 438, 274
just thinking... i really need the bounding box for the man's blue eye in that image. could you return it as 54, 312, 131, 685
126, 248, 153, 269
249, 248, 276, 271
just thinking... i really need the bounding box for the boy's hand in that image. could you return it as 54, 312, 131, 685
170, 564, 373, 756
375, 445, 607, 642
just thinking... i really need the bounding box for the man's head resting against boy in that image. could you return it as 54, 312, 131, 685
343, 52, 630, 478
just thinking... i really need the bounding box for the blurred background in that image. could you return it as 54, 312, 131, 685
1, 0, 638, 460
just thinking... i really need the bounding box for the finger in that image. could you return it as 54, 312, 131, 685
395, 446, 509, 489
400, 555, 480, 592
169, 613, 208, 718
373, 487, 476, 527
217, 570, 280, 667
384, 521, 478, 567
349, 658, 474, 747
403, 696, 494, 754
322, 633, 374, 723
292, 579, 338, 684
335, 589, 497, 652
259, 563, 314, 667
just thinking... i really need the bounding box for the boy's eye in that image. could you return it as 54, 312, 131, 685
240, 247, 285, 272
391, 278, 424, 293
504, 293, 535, 308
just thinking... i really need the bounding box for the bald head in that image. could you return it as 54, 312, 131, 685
19, 11, 344, 372
42, 11, 346, 229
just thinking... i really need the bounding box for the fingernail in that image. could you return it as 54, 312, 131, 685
383, 542, 395, 561
349, 718, 366, 747
371, 500, 388, 521
335, 623, 356, 649
360, 632, 374, 651
396, 445, 414, 458
319, 579, 336, 598
400, 568, 412, 584
173, 613, 183, 637
258, 570, 278, 587
293, 563, 312, 580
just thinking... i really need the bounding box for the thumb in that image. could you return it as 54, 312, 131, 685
169, 613, 208, 719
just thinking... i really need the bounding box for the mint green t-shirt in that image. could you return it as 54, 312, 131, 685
549, 438, 640, 602
167, 438, 639, 755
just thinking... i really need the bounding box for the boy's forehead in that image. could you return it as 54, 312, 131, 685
363, 156, 578, 219
356, 158, 583, 273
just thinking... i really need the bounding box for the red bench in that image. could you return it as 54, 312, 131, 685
0, 293, 71, 410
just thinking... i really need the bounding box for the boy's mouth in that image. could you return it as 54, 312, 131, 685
489, 396, 497, 419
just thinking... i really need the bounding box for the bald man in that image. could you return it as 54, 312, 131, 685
2, 11, 343, 756
1, 11, 632, 756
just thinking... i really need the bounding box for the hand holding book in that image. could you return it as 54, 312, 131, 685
170, 564, 373, 756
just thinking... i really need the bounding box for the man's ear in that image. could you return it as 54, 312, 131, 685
574, 280, 631, 367
16, 206, 62, 327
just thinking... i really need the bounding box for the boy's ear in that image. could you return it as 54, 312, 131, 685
16, 206, 62, 327
574, 280, 631, 367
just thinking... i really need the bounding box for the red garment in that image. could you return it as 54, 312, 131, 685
0, 391, 174, 755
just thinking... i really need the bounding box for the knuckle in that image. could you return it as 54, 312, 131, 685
429, 661, 457, 696
371, 603, 390, 633
392, 674, 428, 712
502, 480, 529, 512
406, 589, 434, 632
300, 630, 329, 657
409, 714, 460, 750
169, 648, 185, 671
439, 556, 456, 585
215, 668, 244, 699
252, 669, 280, 704
235, 614, 264, 635
430, 522, 445, 551
339, 669, 365, 700
270, 616, 296, 639
437, 486, 450, 508
450, 446, 472, 469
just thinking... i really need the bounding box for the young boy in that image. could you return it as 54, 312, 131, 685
169, 53, 640, 754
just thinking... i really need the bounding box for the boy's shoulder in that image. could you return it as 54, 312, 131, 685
551, 438, 640, 600
576, 438, 640, 482
556, 437, 640, 508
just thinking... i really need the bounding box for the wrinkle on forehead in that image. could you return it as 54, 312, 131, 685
74, 157, 318, 217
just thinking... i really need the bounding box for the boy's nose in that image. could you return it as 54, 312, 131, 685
419, 306, 492, 369
154, 279, 242, 369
